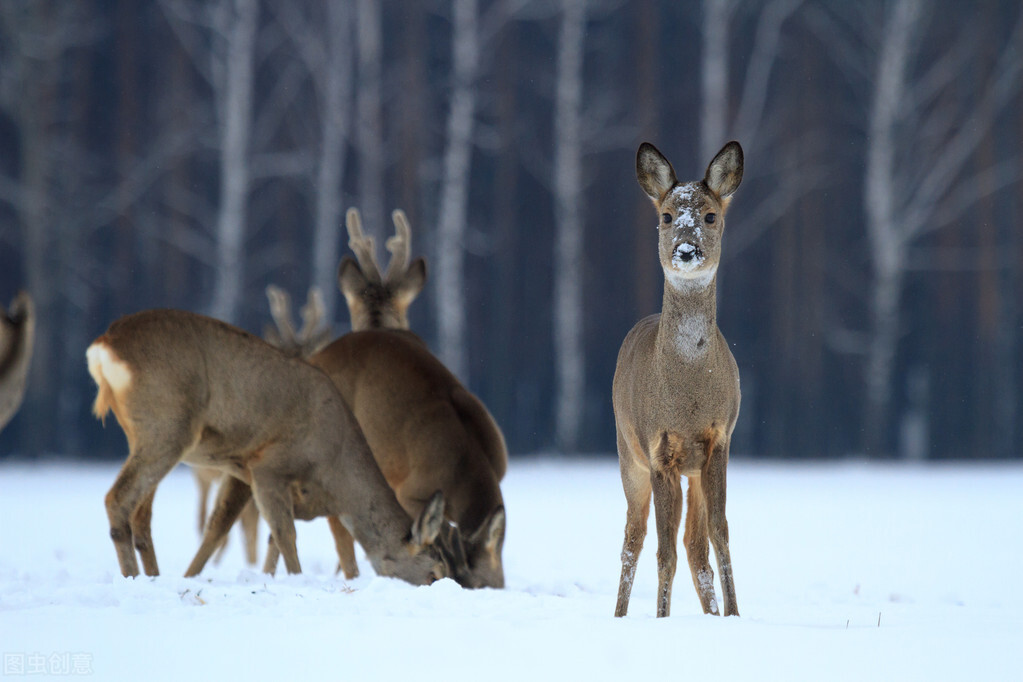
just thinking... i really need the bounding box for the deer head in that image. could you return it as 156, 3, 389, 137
637, 141, 743, 290
338, 208, 427, 330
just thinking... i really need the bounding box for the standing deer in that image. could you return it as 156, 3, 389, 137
87, 309, 456, 585
613, 141, 743, 618
265, 208, 508, 587
191, 285, 333, 568
0, 292, 34, 432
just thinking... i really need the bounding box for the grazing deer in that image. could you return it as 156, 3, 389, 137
191, 285, 333, 568
0, 292, 34, 432
267, 208, 508, 588
613, 141, 744, 618
87, 309, 456, 585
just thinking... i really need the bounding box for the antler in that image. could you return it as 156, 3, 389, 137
264, 284, 297, 349
296, 287, 331, 356
385, 209, 413, 282
264, 285, 332, 358
346, 208, 383, 283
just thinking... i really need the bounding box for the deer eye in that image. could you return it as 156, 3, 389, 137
705, 213, 717, 224
661, 213, 671, 224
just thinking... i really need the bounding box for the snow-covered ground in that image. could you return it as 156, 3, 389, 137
1, 457, 1020, 681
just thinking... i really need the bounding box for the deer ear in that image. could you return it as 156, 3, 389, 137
338, 258, 368, 297
704, 141, 743, 199
410, 491, 445, 550
395, 257, 427, 307
480, 506, 505, 554
637, 142, 677, 202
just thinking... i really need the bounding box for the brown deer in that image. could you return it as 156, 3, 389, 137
0, 292, 34, 432
265, 208, 508, 587
191, 285, 333, 568
613, 141, 743, 618
87, 309, 456, 585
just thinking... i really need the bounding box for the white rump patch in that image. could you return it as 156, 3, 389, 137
86, 343, 132, 393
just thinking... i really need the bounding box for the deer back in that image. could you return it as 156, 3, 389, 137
0, 292, 34, 431
311, 328, 507, 588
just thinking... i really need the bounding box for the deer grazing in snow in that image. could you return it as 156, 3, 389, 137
87, 309, 459, 585
191, 285, 333, 568
0, 292, 34, 433
266, 208, 508, 587
613, 141, 743, 618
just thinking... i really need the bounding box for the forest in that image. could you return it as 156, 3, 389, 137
1, 0, 1021, 461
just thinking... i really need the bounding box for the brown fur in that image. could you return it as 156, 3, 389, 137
0, 292, 35, 432
86, 309, 459, 585
613, 141, 744, 618
311, 330, 508, 588
191, 285, 333, 571
305, 206, 508, 589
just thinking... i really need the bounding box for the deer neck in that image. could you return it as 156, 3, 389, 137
656, 270, 719, 363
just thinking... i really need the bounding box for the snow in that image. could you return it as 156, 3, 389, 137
1, 458, 1021, 681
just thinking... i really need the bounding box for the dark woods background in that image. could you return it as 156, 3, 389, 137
1, 0, 1021, 461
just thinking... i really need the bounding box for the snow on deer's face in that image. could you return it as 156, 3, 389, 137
656, 181, 724, 287
635, 141, 743, 290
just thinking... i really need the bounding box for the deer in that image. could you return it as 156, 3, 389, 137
190, 285, 333, 568
262, 208, 508, 588
613, 141, 744, 618
86, 308, 459, 586
1, 292, 34, 432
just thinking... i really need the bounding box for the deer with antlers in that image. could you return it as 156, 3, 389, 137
1, 292, 34, 433
191, 286, 333, 568
87, 308, 460, 585
613, 141, 744, 618
260, 208, 508, 587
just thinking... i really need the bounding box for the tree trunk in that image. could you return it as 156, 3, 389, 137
553, 0, 587, 452
356, 0, 385, 241
209, 0, 258, 324
862, 0, 920, 457
312, 2, 353, 328
435, 0, 479, 382
700, 0, 731, 163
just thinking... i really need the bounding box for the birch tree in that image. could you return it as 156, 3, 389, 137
553, 0, 588, 451
862, 0, 1021, 456
435, 0, 480, 382
699, 0, 813, 258
0, 2, 102, 455
161, 0, 259, 324
275, 1, 354, 326
814, 0, 1023, 455
356, 0, 386, 243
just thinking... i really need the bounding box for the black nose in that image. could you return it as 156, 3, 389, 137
675, 242, 701, 263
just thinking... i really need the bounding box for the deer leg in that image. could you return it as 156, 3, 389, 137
105, 445, 182, 578
615, 438, 651, 617
251, 474, 301, 575
650, 463, 683, 618
130, 489, 159, 576
240, 499, 260, 566
684, 476, 719, 615
262, 534, 281, 575
327, 516, 360, 579
184, 475, 252, 577
195, 471, 211, 534
704, 440, 738, 616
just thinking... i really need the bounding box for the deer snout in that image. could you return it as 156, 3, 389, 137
672, 241, 704, 266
